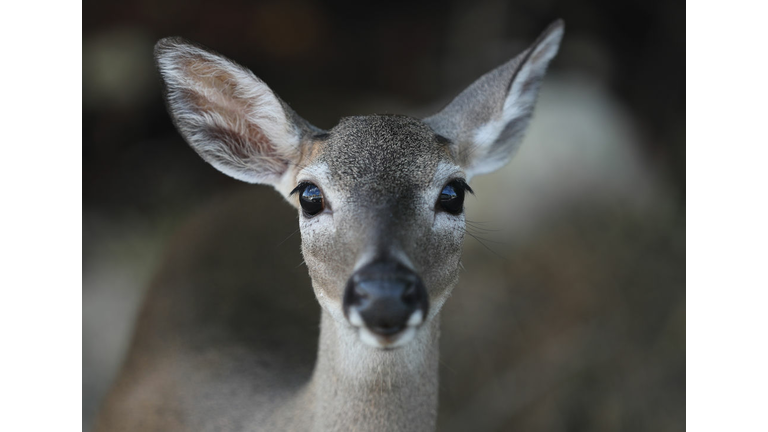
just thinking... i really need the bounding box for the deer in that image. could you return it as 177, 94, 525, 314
94, 20, 564, 432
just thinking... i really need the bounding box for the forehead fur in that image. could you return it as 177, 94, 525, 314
312, 115, 453, 195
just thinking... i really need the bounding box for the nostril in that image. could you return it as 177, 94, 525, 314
348, 283, 372, 308
401, 283, 418, 303
353, 286, 369, 301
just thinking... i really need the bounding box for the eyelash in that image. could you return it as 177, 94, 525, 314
449, 179, 473, 195
289, 182, 311, 197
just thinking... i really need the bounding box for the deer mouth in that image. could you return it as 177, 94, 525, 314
349, 308, 424, 349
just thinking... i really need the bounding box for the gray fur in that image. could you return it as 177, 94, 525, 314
96, 21, 563, 432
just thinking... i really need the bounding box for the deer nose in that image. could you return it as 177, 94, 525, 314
343, 260, 429, 336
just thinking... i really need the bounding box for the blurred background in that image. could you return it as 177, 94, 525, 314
83, 0, 684, 431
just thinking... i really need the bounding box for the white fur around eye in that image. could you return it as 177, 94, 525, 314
433, 211, 465, 238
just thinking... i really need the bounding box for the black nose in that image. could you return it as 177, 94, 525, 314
343, 260, 429, 336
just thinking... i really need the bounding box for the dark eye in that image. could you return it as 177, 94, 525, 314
438, 180, 471, 215
293, 183, 325, 217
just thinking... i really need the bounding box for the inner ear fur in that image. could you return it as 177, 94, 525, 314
155, 37, 323, 186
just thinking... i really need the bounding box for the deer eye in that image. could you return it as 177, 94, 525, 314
437, 180, 471, 215
293, 182, 325, 217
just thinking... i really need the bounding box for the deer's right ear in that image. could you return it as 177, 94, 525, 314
155, 37, 323, 186
424, 20, 563, 180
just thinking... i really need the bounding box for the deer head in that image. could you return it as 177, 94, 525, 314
154, 20, 563, 350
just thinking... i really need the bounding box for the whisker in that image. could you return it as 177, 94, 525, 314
277, 227, 301, 247
465, 219, 493, 225
465, 222, 503, 232
462, 228, 504, 259
463, 227, 508, 245
438, 357, 458, 375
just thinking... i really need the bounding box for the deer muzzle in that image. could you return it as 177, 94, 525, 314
343, 259, 429, 342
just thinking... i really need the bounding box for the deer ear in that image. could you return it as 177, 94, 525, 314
424, 20, 564, 179
155, 37, 323, 186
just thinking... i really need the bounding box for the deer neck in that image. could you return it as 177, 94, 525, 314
304, 309, 441, 432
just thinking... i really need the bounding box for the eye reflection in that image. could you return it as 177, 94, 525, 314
437, 180, 468, 215
294, 183, 324, 216
440, 184, 458, 201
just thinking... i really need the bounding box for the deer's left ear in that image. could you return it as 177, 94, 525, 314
424, 20, 564, 180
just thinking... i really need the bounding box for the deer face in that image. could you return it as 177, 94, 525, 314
155, 20, 562, 349
292, 115, 467, 348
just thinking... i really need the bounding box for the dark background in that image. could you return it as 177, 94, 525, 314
83, 0, 685, 430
